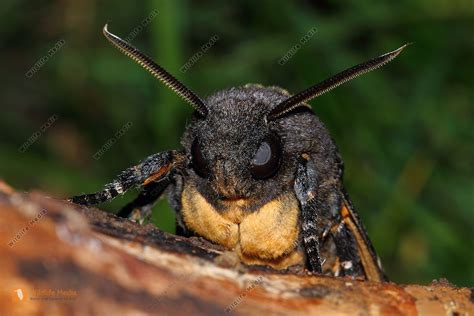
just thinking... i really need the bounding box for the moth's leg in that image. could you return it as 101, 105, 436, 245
336, 189, 388, 281
329, 218, 365, 278
294, 155, 361, 276
295, 155, 383, 280
166, 174, 194, 237
294, 157, 333, 273
116, 178, 171, 222
70, 150, 185, 205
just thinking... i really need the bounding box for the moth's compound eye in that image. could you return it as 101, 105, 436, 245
250, 134, 282, 179
191, 138, 210, 178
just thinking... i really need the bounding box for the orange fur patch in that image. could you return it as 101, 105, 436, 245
181, 187, 239, 248
239, 195, 300, 259
143, 165, 171, 185
181, 184, 304, 269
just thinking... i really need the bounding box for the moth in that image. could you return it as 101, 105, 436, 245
72, 24, 409, 282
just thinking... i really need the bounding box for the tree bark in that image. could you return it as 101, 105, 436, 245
0, 181, 472, 315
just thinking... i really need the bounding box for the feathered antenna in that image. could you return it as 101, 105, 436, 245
103, 24, 208, 116
267, 44, 411, 121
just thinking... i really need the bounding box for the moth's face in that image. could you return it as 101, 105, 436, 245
182, 86, 301, 208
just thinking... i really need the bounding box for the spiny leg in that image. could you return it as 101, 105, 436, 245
70, 150, 182, 206
329, 219, 365, 278
117, 179, 171, 222
294, 158, 327, 273
294, 155, 360, 277
295, 155, 385, 280
337, 190, 388, 281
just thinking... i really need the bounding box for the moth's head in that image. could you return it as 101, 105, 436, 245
102, 24, 409, 207
181, 85, 312, 205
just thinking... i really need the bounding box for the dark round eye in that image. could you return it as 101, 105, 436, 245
250, 134, 282, 179
191, 138, 210, 178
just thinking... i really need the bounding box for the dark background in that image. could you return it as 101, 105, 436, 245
1, 1, 473, 286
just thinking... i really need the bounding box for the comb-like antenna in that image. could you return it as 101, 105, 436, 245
103, 24, 208, 116
267, 43, 410, 121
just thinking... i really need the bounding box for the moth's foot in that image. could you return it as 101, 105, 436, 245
214, 250, 248, 272
128, 206, 153, 225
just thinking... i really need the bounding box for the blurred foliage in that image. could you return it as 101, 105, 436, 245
1, 0, 473, 286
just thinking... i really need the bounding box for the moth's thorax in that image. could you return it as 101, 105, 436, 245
180, 182, 305, 269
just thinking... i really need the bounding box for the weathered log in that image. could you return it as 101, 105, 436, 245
0, 181, 472, 315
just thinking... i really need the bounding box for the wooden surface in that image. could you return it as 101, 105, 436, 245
0, 182, 472, 315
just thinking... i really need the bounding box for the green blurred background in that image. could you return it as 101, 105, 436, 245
1, 1, 473, 286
